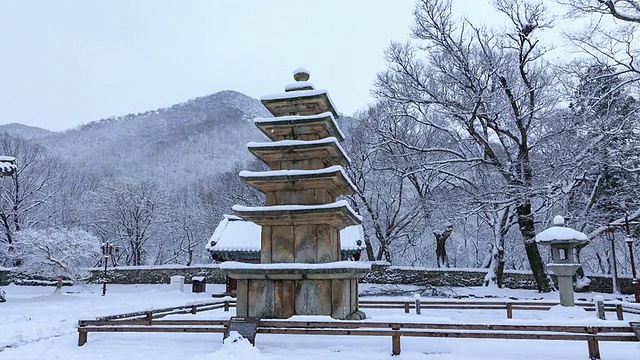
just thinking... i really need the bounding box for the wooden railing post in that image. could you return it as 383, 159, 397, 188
391, 325, 401, 356
587, 337, 600, 360
191, 305, 197, 314
615, 304, 623, 320
145, 311, 153, 324
77, 326, 88, 346
224, 301, 230, 312
506, 302, 513, 319
403, 302, 410, 314
586, 327, 600, 360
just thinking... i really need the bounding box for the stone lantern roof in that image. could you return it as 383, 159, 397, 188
535, 215, 588, 245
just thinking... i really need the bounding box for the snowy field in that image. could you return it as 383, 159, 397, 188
1, 283, 639, 360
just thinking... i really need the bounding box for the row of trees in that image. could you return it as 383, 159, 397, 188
0, 134, 254, 279
343, 0, 640, 291
1, 0, 639, 293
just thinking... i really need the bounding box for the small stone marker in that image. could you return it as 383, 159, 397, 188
594, 295, 605, 320
225, 316, 260, 345
170, 275, 184, 292
630, 322, 640, 341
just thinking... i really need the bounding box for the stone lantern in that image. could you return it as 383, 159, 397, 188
535, 215, 588, 306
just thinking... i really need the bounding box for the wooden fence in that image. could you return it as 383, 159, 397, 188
77, 299, 639, 359
359, 300, 632, 320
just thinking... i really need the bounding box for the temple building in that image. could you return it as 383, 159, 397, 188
206, 215, 364, 263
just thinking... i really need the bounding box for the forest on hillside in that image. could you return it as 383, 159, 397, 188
1, 0, 640, 292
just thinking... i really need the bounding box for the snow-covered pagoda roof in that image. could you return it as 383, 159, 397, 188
206, 214, 365, 252
260, 69, 339, 118
253, 111, 345, 142
247, 137, 352, 167
239, 165, 356, 197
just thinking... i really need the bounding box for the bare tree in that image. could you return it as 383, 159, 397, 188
0, 133, 70, 266
562, 0, 640, 23
374, 0, 559, 291
14, 227, 100, 293
90, 179, 166, 266
343, 103, 438, 264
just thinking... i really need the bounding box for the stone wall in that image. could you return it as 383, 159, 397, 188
1, 263, 636, 295
86, 265, 227, 284
0, 265, 226, 286
362, 263, 637, 294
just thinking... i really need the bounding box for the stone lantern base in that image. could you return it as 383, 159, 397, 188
547, 263, 581, 306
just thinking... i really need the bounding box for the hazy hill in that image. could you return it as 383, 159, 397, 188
0, 123, 53, 139
40, 90, 271, 187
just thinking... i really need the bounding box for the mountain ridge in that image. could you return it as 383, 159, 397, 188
14, 90, 272, 189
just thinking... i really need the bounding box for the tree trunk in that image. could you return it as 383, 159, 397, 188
53, 276, 63, 295
434, 226, 453, 268
483, 245, 505, 288
363, 233, 375, 261
186, 249, 193, 266
517, 203, 554, 292
574, 245, 591, 291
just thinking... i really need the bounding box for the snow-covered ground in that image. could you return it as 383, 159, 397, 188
1, 283, 638, 360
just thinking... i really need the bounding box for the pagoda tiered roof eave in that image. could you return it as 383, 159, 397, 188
247, 137, 352, 168
260, 89, 339, 118
232, 200, 362, 229
239, 165, 357, 196
220, 261, 370, 280
253, 111, 345, 142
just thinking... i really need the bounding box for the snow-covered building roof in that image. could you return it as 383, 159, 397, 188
206, 214, 365, 253
0, 156, 16, 176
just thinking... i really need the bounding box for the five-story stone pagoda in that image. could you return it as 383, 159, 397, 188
221, 68, 368, 320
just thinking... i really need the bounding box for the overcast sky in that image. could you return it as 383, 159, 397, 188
1, 1, 567, 132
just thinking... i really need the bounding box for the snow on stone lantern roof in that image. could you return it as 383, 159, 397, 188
535, 215, 588, 245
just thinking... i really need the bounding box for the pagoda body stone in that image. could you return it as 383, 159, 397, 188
222, 68, 368, 320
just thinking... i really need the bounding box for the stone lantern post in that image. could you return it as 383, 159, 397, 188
535, 215, 588, 306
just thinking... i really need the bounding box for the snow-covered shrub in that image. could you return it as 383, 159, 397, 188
13, 228, 101, 287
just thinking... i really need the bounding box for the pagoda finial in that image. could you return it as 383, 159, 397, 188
293, 67, 310, 82
284, 67, 315, 92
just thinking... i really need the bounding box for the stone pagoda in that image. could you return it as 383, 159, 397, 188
221, 68, 368, 320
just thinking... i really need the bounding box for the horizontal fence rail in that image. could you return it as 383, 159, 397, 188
358, 300, 630, 320
77, 299, 638, 359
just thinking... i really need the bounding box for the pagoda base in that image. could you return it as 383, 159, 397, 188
221, 262, 369, 320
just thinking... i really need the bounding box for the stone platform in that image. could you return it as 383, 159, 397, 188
221, 261, 369, 319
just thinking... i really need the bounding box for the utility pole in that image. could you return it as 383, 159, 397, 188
605, 225, 620, 295
101, 241, 115, 296
624, 216, 640, 303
